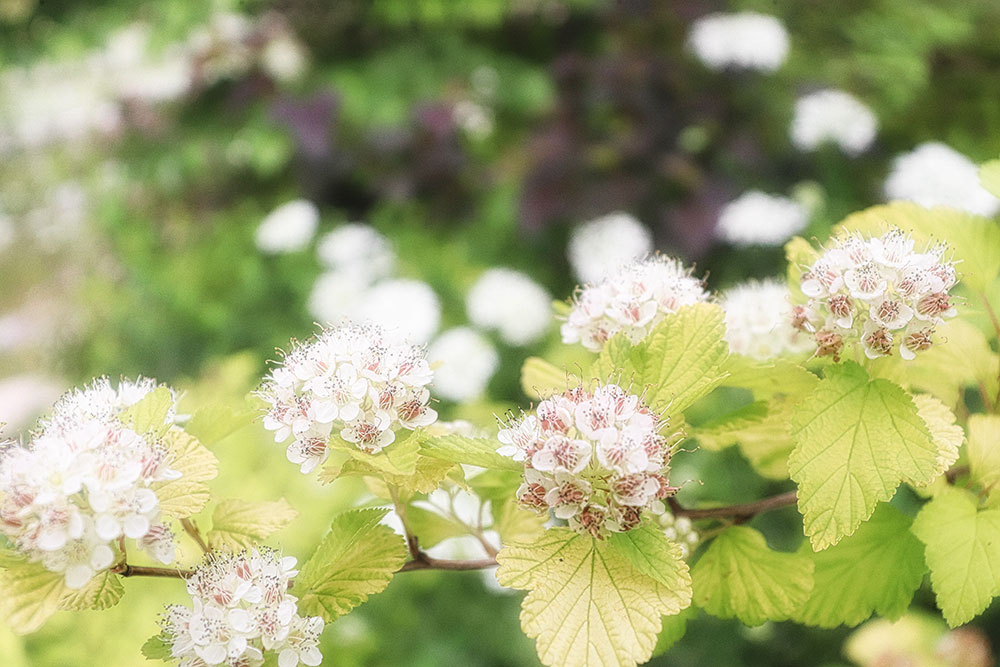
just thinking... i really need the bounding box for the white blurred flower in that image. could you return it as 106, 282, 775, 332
255, 199, 319, 254
466, 268, 551, 346
790, 89, 878, 155
568, 211, 653, 284
884, 142, 1000, 217
688, 12, 789, 72
306, 271, 368, 325
562, 256, 708, 352
427, 327, 500, 402
716, 190, 809, 247
453, 100, 495, 140
315, 224, 395, 285
720, 279, 813, 360
262, 35, 307, 82
357, 279, 441, 345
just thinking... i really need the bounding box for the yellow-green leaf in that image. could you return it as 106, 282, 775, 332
0, 560, 69, 634
57, 570, 125, 611
521, 357, 581, 401
968, 414, 1000, 499
979, 159, 1000, 199
692, 526, 813, 626
120, 386, 174, 437
207, 498, 299, 551
151, 430, 218, 520
720, 355, 818, 400
913, 393, 962, 478
492, 497, 546, 546
339, 431, 421, 477
184, 403, 255, 446
419, 435, 521, 471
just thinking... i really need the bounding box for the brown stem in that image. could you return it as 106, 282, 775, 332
397, 554, 498, 573
181, 518, 210, 554
112, 563, 195, 579
669, 490, 798, 521
945, 464, 970, 484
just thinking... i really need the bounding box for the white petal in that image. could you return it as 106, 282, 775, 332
65, 564, 94, 589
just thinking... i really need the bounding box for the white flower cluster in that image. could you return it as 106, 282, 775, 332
567, 211, 653, 284
716, 191, 809, 247
498, 383, 680, 538
688, 12, 789, 73
426, 327, 500, 402
161, 549, 323, 667
0, 378, 180, 589
561, 256, 708, 352
259, 322, 438, 473
884, 142, 1000, 218
316, 223, 396, 285
255, 200, 320, 255
466, 268, 552, 346
721, 279, 814, 360
790, 89, 878, 156
794, 229, 958, 361
659, 513, 699, 560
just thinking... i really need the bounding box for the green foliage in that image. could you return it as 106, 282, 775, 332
795, 504, 925, 628
789, 362, 945, 550
139, 635, 172, 662
184, 403, 257, 447
520, 356, 581, 401
206, 498, 299, 551
967, 415, 1000, 499
293, 509, 408, 623
120, 387, 174, 438
911, 487, 1000, 626
692, 526, 813, 627
980, 159, 1000, 198
151, 430, 218, 520
591, 304, 730, 422
58, 571, 125, 612
492, 497, 546, 545
401, 505, 469, 549
418, 434, 521, 471
719, 355, 818, 400
496, 527, 692, 667
0, 559, 70, 634
651, 606, 697, 657
339, 432, 422, 477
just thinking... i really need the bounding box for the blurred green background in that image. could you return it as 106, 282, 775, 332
2, 0, 999, 665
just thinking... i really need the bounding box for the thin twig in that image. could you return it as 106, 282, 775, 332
397, 555, 498, 572
669, 490, 798, 521
945, 464, 970, 484
181, 518, 210, 554
112, 563, 196, 579
388, 485, 422, 561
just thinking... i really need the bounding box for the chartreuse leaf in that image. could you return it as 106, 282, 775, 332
402, 505, 469, 549
789, 362, 943, 550
785, 236, 820, 301
720, 355, 818, 400
901, 318, 999, 408
493, 497, 546, 545
912, 394, 962, 479
605, 524, 691, 590
692, 526, 813, 626
326, 453, 457, 495
57, 569, 125, 611
152, 430, 218, 520
0, 559, 69, 634
496, 528, 691, 667
337, 431, 421, 477
140, 634, 172, 661
521, 357, 581, 401
651, 605, 697, 657
184, 402, 256, 446
968, 415, 1000, 499
836, 201, 1000, 293
120, 386, 174, 437
979, 159, 1000, 199
419, 434, 521, 472
591, 303, 729, 421
794, 504, 925, 628
911, 487, 1000, 627
293, 508, 407, 622
207, 498, 299, 551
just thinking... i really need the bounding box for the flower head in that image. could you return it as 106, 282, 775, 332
161, 548, 323, 667
688, 12, 789, 72
567, 212, 653, 284
315, 223, 395, 285
356, 279, 441, 345
884, 142, 1000, 217
258, 321, 437, 472
794, 229, 958, 360
721, 279, 814, 360
498, 382, 681, 538
561, 256, 708, 352
716, 191, 809, 247
466, 268, 552, 346
426, 327, 500, 403
254, 200, 319, 255
790, 89, 878, 156
0, 377, 182, 589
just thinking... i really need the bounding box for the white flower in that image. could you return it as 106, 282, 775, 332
567, 211, 653, 284
453, 100, 495, 140
262, 35, 307, 82
255, 200, 319, 254
561, 256, 708, 352
258, 321, 437, 467
306, 270, 368, 325
466, 268, 552, 346
790, 89, 878, 155
884, 142, 1000, 217
499, 382, 680, 538
793, 228, 958, 360
659, 512, 700, 560
357, 279, 441, 345
426, 327, 500, 402
688, 12, 789, 72
720, 279, 813, 360
162, 548, 324, 667
716, 191, 809, 247
315, 224, 395, 285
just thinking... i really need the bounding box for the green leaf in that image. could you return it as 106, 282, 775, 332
901, 318, 999, 408
720, 355, 818, 400
692, 526, 813, 626
339, 453, 457, 495
403, 504, 468, 549
152, 430, 218, 520
606, 524, 692, 590
979, 159, 1000, 199
785, 236, 820, 301
789, 362, 943, 550
120, 386, 174, 437
591, 303, 730, 421
496, 528, 692, 667
293, 508, 408, 622
419, 435, 521, 471
492, 497, 546, 546
912, 394, 962, 480
0, 560, 69, 634
911, 487, 1000, 626
184, 403, 255, 446
836, 201, 1000, 293
140, 635, 173, 662
651, 606, 697, 658
968, 415, 1000, 498
466, 468, 522, 503
336, 431, 421, 477
693, 398, 799, 480
207, 498, 299, 551
521, 357, 581, 401
794, 504, 925, 628
57, 570, 125, 611
692, 401, 770, 450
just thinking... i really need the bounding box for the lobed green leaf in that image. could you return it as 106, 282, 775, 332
207, 498, 299, 551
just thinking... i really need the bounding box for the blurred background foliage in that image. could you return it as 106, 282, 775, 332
2, 0, 1000, 665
